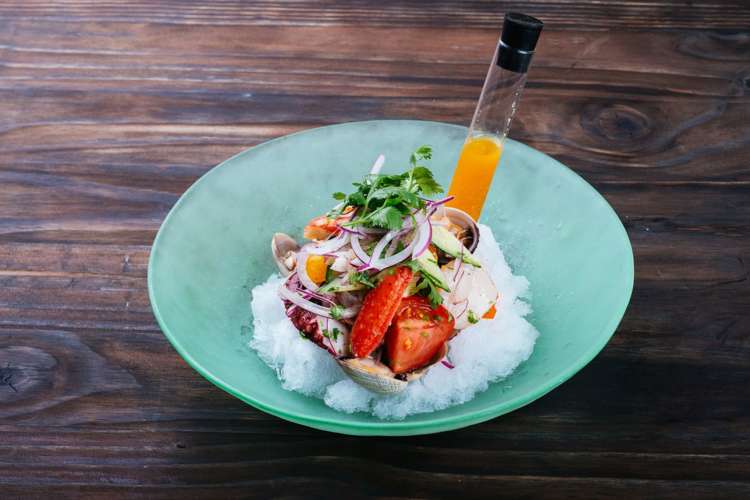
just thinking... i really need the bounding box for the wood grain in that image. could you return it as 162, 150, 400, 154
1, 0, 749, 498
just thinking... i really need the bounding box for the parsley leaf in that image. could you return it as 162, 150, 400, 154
366, 206, 404, 230
416, 275, 444, 307
349, 271, 376, 289
331, 146, 443, 231
330, 304, 344, 320
410, 166, 443, 196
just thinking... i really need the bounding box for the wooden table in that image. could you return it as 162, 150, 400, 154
1, 1, 749, 497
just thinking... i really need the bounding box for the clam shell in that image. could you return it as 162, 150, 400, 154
271, 233, 300, 276
443, 207, 480, 252
338, 344, 450, 394
338, 358, 407, 394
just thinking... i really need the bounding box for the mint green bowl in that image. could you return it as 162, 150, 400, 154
148, 120, 634, 436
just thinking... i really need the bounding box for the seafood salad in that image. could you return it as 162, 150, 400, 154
270, 146, 502, 395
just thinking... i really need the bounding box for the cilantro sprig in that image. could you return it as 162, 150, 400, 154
330, 146, 443, 231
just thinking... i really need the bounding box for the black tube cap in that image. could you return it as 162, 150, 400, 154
497, 12, 543, 73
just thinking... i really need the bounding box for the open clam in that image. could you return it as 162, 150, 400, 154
338, 343, 450, 395
271, 233, 300, 276
432, 207, 480, 252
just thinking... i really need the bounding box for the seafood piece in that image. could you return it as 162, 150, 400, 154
284, 300, 349, 357
271, 233, 300, 276
338, 358, 407, 394
440, 259, 499, 330
303, 207, 355, 241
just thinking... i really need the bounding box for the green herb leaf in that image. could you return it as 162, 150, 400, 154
416, 275, 444, 307
415, 145, 432, 160
349, 271, 376, 289
467, 310, 479, 324
330, 146, 442, 231
325, 267, 337, 284
348, 191, 367, 206
330, 304, 344, 320
367, 206, 404, 230
410, 166, 443, 196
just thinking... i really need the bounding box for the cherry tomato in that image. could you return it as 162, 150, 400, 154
385, 296, 455, 374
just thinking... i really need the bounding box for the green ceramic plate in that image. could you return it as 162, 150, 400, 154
148, 120, 633, 436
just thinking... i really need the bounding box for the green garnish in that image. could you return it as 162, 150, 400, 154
321, 327, 342, 341
416, 275, 444, 307
349, 271, 376, 289
298, 331, 307, 339
467, 310, 479, 324
324, 267, 337, 284
330, 146, 443, 230
330, 304, 344, 320
420, 331, 429, 338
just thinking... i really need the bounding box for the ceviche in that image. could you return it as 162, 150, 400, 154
270, 147, 502, 394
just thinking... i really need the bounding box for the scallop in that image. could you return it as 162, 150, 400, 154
440, 260, 499, 330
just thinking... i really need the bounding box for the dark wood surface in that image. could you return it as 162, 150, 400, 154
1, 1, 749, 498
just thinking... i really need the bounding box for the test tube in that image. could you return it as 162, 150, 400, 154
447, 13, 543, 220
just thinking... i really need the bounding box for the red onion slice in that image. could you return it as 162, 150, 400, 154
307, 231, 350, 255
279, 282, 359, 319
375, 236, 418, 269
411, 220, 433, 259
351, 234, 378, 270
425, 195, 455, 207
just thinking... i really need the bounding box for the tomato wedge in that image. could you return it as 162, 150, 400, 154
385, 296, 455, 374
350, 266, 413, 358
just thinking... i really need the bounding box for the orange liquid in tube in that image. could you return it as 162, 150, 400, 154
447, 136, 503, 221
446, 12, 542, 221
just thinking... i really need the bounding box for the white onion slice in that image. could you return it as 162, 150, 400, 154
385, 237, 400, 258
411, 220, 433, 259
279, 282, 358, 319
370, 231, 396, 264
370, 154, 385, 175
307, 231, 350, 255
295, 252, 320, 291
279, 282, 330, 316
351, 234, 373, 266
375, 233, 418, 269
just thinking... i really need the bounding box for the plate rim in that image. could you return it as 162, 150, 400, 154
148, 119, 635, 435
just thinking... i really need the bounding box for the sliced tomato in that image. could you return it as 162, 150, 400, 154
350, 266, 413, 358
385, 296, 455, 374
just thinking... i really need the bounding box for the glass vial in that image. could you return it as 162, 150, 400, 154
447, 13, 543, 220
